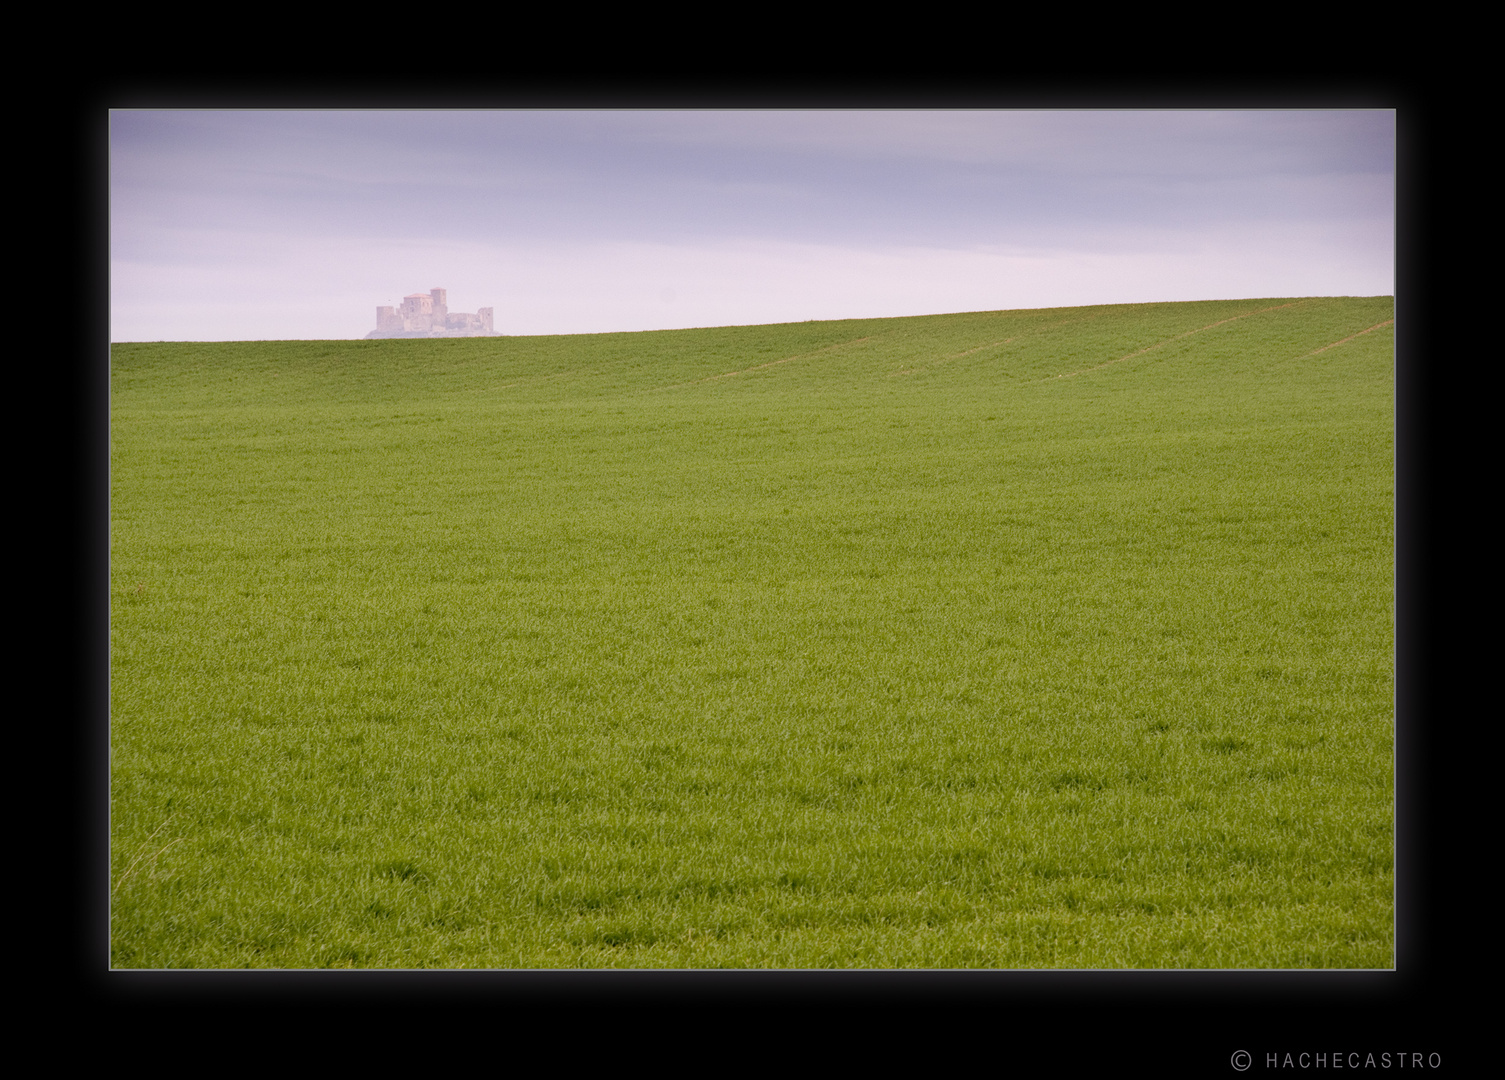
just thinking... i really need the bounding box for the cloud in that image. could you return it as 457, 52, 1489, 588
111, 221, 1392, 341
109, 110, 1394, 340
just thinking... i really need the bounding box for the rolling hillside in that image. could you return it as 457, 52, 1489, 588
110, 296, 1395, 968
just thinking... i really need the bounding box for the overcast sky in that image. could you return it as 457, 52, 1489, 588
109, 110, 1394, 342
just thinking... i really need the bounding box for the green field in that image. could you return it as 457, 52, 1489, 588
109, 296, 1395, 968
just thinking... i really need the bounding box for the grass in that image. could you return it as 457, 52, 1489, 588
109, 296, 1394, 968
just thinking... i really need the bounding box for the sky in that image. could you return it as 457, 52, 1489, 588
109, 110, 1395, 342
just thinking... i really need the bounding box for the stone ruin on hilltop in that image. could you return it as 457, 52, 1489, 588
367, 288, 497, 338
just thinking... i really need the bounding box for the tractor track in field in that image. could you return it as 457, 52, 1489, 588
890, 338, 1017, 376
647, 334, 879, 392
1306, 319, 1394, 355
1030, 300, 1315, 384
890, 310, 1111, 378
503, 303, 1391, 398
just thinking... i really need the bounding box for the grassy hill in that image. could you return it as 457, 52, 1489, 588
110, 296, 1395, 967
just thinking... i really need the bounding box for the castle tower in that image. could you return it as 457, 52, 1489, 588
400, 292, 433, 332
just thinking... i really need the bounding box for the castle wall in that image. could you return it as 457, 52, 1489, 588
369, 289, 500, 338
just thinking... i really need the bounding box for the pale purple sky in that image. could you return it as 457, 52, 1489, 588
109, 110, 1394, 341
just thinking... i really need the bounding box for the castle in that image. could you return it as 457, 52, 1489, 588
366, 288, 497, 338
